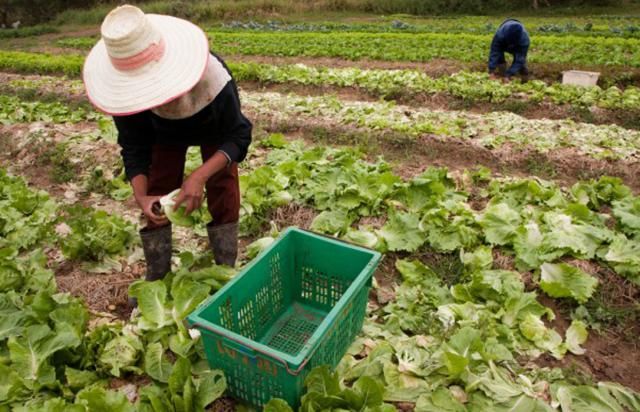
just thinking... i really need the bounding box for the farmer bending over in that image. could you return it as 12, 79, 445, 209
83, 5, 252, 291
488, 19, 530, 81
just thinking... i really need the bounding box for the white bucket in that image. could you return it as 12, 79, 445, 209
562, 70, 600, 87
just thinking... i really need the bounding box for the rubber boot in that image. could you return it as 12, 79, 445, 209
140, 225, 173, 281
128, 225, 172, 308
521, 66, 530, 83
207, 222, 238, 267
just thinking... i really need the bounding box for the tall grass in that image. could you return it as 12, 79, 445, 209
54, 0, 343, 26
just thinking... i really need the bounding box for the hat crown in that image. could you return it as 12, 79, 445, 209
101, 5, 162, 59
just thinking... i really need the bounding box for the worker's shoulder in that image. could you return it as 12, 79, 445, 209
499, 18, 524, 28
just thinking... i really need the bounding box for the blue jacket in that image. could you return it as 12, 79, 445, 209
488, 19, 530, 77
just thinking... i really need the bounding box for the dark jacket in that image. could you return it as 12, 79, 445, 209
488, 19, 530, 77
113, 54, 252, 181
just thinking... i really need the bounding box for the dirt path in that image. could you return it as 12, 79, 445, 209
536, 294, 640, 392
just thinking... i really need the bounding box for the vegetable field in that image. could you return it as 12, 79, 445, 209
1, 10, 639, 412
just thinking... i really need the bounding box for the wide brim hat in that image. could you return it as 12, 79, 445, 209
83, 5, 209, 116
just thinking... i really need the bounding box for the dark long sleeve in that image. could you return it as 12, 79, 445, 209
506, 44, 529, 77
113, 113, 154, 181
488, 37, 504, 72
213, 81, 252, 163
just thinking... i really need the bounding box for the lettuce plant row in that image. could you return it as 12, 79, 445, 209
56, 32, 640, 68
3, 50, 640, 113
230, 62, 640, 110
211, 31, 640, 67
3, 81, 640, 162
243, 91, 640, 160
216, 17, 640, 39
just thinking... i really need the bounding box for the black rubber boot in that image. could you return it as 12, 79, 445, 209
128, 225, 172, 307
496, 62, 507, 76
207, 222, 238, 267
140, 224, 173, 281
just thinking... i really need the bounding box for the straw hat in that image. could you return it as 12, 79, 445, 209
83, 5, 209, 116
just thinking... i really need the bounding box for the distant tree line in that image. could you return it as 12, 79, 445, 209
0, 0, 629, 28
355, 0, 623, 15
0, 0, 104, 27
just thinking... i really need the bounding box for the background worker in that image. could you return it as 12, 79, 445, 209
488, 19, 531, 82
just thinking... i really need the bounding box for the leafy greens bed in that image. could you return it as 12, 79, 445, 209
4, 51, 640, 115
54, 32, 640, 67
231, 63, 640, 110
3, 86, 640, 161
215, 17, 640, 39
0, 169, 234, 410
237, 140, 640, 411
1, 130, 640, 410
244, 91, 640, 160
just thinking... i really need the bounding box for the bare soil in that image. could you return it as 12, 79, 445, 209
268, 203, 317, 231
228, 54, 473, 76
536, 294, 640, 392
533, 255, 640, 392
56, 260, 143, 316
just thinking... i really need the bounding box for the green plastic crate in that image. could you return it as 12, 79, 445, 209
187, 227, 381, 408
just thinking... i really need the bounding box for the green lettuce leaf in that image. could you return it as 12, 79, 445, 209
519, 313, 565, 359
128, 280, 172, 329
343, 227, 379, 249
310, 209, 352, 235
264, 399, 294, 412
603, 234, 640, 283
612, 196, 640, 237
75, 385, 135, 412
539, 262, 598, 304
98, 331, 143, 377
477, 203, 522, 246
159, 189, 203, 227
245, 236, 275, 259
8, 323, 81, 389
565, 319, 588, 355
377, 210, 424, 252
144, 342, 173, 383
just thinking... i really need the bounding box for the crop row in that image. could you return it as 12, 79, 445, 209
243, 91, 640, 161
218, 17, 640, 38
3, 50, 640, 114
210, 32, 640, 67
2, 83, 639, 162
54, 31, 640, 67
0, 50, 84, 76
231, 62, 640, 110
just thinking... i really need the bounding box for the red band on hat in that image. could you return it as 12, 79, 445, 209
110, 38, 166, 71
